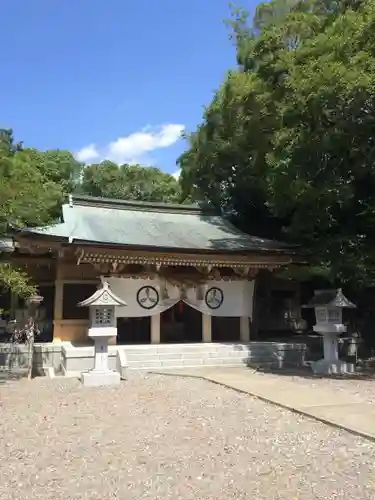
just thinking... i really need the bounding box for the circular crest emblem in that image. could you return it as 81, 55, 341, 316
205, 287, 224, 310
137, 285, 159, 310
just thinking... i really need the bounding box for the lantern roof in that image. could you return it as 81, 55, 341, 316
78, 281, 127, 308
303, 288, 356, 309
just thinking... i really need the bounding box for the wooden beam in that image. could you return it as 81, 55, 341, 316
74, 245, 296, 267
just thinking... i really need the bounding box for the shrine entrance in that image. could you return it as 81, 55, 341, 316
116, 317, 151, 344
160, 302, 202, 343
212, 316, 241, 342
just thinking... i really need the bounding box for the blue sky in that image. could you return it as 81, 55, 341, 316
2, 0, 256, 175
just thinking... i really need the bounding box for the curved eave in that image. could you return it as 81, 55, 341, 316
9, 228, 302, 260
9, 227, 70, 244
70, 239, 300, 257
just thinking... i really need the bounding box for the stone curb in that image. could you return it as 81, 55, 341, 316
151, 370, 375, 443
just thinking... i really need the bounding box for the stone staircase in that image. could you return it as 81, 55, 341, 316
123, 343, 247, 370
121, 342, 307, 371
59, 341, 307, 376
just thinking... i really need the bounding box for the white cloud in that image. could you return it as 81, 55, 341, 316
74, 124, 185, 165
75, 144, 99, 162
172, 169, 181, 180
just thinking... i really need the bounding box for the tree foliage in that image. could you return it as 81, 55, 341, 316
23, 148, 82, 194
0, 130, 64, 297
178, 0, 375, 288
79, 161, 182, 203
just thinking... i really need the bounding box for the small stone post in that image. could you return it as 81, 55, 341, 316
78, 281, 127, 387
303, 289, 356, 375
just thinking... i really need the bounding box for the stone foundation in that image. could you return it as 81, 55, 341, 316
0, 343, 62, 374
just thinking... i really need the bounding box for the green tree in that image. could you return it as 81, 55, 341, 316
267, 0, 375, 286
178, 70, 282, 237
23, 148, 83, 193
0, 130, 63, 297
179, 0, 375, 287
81, 162, 183, 203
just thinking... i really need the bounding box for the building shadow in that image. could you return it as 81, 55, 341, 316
246, 362, 375, 381
225, 341, 375, 380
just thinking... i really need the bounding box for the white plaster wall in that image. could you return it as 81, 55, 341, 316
106, 277, 255, 319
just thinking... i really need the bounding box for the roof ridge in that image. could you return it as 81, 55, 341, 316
68, 194, 219, 215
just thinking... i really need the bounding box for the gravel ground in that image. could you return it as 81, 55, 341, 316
1, 374, 375, 500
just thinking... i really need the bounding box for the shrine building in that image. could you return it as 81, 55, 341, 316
3, 195, 300, 352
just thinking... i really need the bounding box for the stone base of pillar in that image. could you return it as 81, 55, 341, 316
240, 316, 250, 342
202, 313, 212, 343
151, 314, 161, 344
81, 370, 120, 387
311, 359, 355, 375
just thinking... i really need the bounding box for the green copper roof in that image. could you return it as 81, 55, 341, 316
19, 195, 291, 253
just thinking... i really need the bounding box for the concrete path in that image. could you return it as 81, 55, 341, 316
154, 367, 375, 441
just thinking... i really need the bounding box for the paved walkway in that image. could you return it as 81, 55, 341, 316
154, 367, 375, 441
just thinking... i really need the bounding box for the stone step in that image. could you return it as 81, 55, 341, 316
121, 345, 251, 355
124, 350, 249, 361
127, 356, 247, 370
125, 356, 249, 364
121, 344, 304, 355
121, 344, 306, 369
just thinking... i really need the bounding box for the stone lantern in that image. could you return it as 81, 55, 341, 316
78, 281, 127, 387
304, 288, 356, 375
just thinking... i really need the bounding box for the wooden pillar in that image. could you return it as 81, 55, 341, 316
151, 313, 160, 344
54, 281, 63, 321
53, 279, 63, 343
202, 313, 212, 343
240, 316, 250, 342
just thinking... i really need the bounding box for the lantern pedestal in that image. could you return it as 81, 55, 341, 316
312, 327, 354, 375
312, 359, 354, 375
81, 329, 120, 387
82, 369, 120, 387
